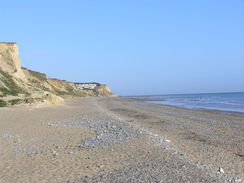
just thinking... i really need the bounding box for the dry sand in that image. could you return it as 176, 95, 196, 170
0, 97, 243, 183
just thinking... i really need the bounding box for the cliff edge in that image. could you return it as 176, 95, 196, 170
0, 43, 115, 107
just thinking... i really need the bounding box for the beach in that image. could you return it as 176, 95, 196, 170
0, 97, 243, 183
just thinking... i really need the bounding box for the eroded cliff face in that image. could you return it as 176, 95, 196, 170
0, 43, 25, 79
0, 43, 115, 107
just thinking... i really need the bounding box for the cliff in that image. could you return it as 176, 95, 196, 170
0, 43, 115, 107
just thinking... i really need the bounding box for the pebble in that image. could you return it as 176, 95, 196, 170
219, 167, 225, 173
52, 151, 58, 156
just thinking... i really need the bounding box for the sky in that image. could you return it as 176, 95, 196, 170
0, 0, 244, 96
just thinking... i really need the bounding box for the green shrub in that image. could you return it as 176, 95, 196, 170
0, 99, 7, 107
8, 99, 22, 105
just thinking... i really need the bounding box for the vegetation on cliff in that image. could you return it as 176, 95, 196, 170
0, 69, 27, 97
0, 99, 7, 107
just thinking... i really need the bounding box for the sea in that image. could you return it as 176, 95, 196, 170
130, 92, 244, 113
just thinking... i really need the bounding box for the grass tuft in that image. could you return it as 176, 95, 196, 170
0, 69, 27, 96
8, 99, 22, 105
0, 99, 7, 107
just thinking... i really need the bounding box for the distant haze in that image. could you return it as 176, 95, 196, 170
1, 0, 243, 96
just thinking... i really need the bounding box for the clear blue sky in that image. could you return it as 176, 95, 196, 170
1, 0, 243, 96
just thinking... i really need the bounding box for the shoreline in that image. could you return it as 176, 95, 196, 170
0, 97, 243, 183
127, 97, 244, 117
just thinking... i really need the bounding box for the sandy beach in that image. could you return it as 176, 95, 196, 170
0, 97, 243, 183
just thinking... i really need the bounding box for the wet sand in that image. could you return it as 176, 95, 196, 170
0, 97, 243, 183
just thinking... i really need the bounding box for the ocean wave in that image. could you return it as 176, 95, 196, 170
209, 102, 243, 106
